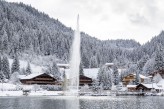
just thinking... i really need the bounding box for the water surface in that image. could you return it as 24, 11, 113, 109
0, 96, 163, 109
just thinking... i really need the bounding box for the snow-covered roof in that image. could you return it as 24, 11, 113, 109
139, 74, 149, 79
157, 79, 164, 89
133, 74, 149, 79
141, 83, 162, 89
19, 73, 53, 80
83, 68, 99, 79
158, 79, 164, 85
57, 64, 69, 68
105, 63, 114, 66
127, 85, 137, 88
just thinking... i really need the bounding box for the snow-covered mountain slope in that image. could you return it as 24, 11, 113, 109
8, 59, 45, 74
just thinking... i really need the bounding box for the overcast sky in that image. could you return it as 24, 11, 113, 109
6, 0, 164, 44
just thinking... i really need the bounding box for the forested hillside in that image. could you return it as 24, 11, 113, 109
1, 0, 164, 69
0, 0, 164, 84
0, 1, 141, 68
122, 31, 164, 79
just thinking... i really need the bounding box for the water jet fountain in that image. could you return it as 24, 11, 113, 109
67, 15, 81, 96
64, 15, 80, 109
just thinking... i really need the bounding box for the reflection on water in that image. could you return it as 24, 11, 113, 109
0, 96, 164, 109
65, 96, 79, 109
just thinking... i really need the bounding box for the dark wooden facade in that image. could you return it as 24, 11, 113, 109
136, 84, 152, 92
20, 73, 60, 85
136, 84, 161, 93
79, 75, 93, 86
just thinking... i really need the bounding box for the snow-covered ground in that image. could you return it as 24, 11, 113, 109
0, 91, 23, 96
0, 83, 63, 96
0, 91, 63, 97
0, 83, 17, 90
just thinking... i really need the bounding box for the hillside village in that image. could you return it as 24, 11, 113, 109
0, 55, 164, 96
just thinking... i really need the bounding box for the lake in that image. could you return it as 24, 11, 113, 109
0, 96, 164, 109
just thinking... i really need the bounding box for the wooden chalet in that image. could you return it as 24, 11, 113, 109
122, 74, 148, 86
136, 83, 162, 92
79, 75, 93, 86
19, 73, 60, 85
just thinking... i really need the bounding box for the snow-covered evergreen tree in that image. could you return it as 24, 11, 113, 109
135, 70, 140, 85
154, 45, 164, 72
0, 71, 5, 81
137, 55, 149, 73
143, 58, 155, 75
2, 56, 10, 79
51, 61, 60, 80
91, 79, 100, 92
19, 35, 26, 53
112, 66, 119, 85
10, 72, 20, 84
20, 68, 26, 75
11, 55, 20, 74
97, 66, 112, 89
89, 56, 98, 68
0, 56, 2, 72
79, 62, 84, 75
26, 62, 32, 75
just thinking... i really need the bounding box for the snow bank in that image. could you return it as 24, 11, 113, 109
0, 91, 23, 96
0, 83, 17, 90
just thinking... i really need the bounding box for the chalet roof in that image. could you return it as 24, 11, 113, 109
139, 74, 149, 79
157, 79, 164, 89
139, 83, 162, 89
158, 79, 164, 85
80, 75, 92, 79
57, 64, 69, 68
19, 73, 54, 80
83, 68, 99, 79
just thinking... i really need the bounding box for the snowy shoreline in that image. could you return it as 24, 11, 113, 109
1, 90, 164, 97
0, 91, 63, 97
